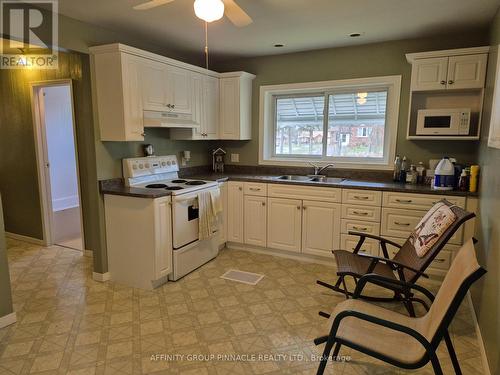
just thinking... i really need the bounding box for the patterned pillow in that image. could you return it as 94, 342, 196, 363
409, 202, 457, 258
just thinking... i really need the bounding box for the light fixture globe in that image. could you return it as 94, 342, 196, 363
194, 0, 224, 22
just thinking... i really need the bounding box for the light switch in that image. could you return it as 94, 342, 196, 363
230, 153, 240, 163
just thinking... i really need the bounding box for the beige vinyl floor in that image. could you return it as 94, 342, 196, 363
0, 238, 486, 375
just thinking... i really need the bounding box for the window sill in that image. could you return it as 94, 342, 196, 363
258, 157, 393, 171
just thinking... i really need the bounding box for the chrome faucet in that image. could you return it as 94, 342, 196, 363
308, 162, 334, 175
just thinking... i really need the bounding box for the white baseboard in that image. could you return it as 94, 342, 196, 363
0, 312, 17, 328
92, 272, 110, 282
5, 232, 45, 246
467, 292, 491, 375
52, 195, 79, 212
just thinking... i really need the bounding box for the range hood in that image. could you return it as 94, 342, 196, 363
143, 110, 199, 129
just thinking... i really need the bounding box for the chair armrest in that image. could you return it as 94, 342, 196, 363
357, 253, 429, 278
353, 273, 435, 303
348, 231, 402, 249
329, 309, 433, 353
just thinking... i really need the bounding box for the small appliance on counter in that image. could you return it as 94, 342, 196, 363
212, 148, 226, 173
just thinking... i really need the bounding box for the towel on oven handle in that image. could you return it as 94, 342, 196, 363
198, 188, 222, 240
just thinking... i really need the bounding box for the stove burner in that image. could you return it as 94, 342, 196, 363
171, 179, 187, 184
165, 186, 184, 190
185, 181, 207, 186
145, 184, 168, 189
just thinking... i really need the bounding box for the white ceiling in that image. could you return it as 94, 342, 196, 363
54, 0, 498, 60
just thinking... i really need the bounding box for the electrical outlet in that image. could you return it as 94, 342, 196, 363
230, 153, 240, 163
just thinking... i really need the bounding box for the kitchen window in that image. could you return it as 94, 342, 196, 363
259, 76, 401, 169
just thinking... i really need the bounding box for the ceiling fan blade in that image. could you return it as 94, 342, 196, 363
133, 0, 175, 11
223, 0, 253, 27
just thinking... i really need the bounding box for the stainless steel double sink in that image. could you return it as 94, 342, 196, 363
274, 175, 345, 184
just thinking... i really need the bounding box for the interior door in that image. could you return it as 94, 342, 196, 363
301, 200, 340, 257
267, 197, 302, 253
411, 57, 448, 91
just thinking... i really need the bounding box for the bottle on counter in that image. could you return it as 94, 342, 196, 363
406, 165, 418, 184
469, 165, 480, 193
433, 157, 455, 191
399, 156, 408, 183
458, 169, 469, 192
393, 155, 402, 182
416, 162, 426, 184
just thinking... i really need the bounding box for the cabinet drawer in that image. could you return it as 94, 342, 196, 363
268, 184, 341, 203
244, 182, 267, 196
382, 192, 465, 210
381, 208, 463, 245
341, 205, 381, 223
340, 234, 379, 256
341, 219, 380, 236
342, 189, 382, 207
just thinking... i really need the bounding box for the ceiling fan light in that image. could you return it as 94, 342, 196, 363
194, 0, 224, 22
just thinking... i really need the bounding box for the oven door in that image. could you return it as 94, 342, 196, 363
172, 189, 218, 249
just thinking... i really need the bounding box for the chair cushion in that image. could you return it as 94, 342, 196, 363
409, 202, 456, 257
326, 299, 427, 365
333, 250, 396, 280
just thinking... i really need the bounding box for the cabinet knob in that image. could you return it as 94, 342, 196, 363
261, 202, 266, 206
448, 80, 454, 84
166, 104, 172, 108
172, 104, 175, 108
296, 206, 301, 210
303, 206, 307, 210
440, 80, 446, 85
238, 187, 242, 191
141, 132, 145, 137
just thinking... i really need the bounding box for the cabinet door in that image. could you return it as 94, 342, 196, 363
219, 182, 228, 245
154, 197, 172, 279
219, 77, 240, 139
267, 198, 302, 253
142, 60, 168, 111
244, 195, 267, 247
203, 76, 220, 139
227, 181, 244, 243
191, 73, 203, 134
302, 201, 341, 257
411, 57, 448, 91
122, 54, 145, 141
166, 66, 192, 114
447, 54, 488, 90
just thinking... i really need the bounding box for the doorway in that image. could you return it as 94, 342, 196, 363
31, 81, 84, 251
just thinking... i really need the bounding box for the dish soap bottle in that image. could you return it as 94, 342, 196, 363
393, 155, 401, 182
399, 156, 408, 182
416, 162, 426, 184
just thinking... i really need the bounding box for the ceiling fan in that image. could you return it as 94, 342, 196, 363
133, 0, 253, 27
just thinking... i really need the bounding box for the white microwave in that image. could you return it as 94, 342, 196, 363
416, 108, 471, 136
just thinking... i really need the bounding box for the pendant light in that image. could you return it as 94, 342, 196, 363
193, 0, 224, 22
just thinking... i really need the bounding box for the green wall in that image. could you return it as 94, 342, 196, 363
215, 32, 488, 167
471, 7, 500, 375
0, 194, 14, 318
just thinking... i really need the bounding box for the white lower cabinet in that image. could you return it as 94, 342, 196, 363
227, 181, 244, 243
244, 195, 267, 247
218, 182, 228, 245
302, 201, 341, 257
340, 234, 380, 256
267, 198, 302, 253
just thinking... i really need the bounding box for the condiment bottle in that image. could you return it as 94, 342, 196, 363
399, 156, 408, 183
458, 170, 469, 191
393, 155, 401, 182
469, 165, 480, 193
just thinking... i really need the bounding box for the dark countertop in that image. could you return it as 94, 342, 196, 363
100, 174, 477, 198
100, 179, 172, 198
188, 173, 477, 197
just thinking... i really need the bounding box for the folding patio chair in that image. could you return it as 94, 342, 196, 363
317, 199, 475, 316
314, 238, 486, 375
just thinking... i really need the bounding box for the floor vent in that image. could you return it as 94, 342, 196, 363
220, 269, 265, 285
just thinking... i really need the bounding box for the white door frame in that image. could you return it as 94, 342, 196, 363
30, 79, 85, 248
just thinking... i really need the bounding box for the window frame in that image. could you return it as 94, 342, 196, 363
259, 75, 402, 170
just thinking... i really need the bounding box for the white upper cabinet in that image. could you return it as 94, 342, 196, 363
90, 50, 145, 141
407, 48, 489, 91
447, 54, 488, 90
90, 44, 255, 141
411, 57, 448, 91
219, 72, 255, 140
